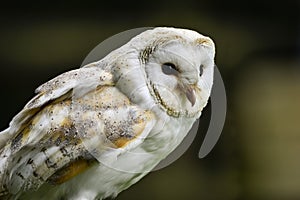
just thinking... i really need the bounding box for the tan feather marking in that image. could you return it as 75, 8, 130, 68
48, 159, 96, 185
20, 126, 31, 146
9, 108, 40, 152
110, 110, 154, 148
113, 138, 132, 148
60, 117, 73, 127
195, 37, 214, 47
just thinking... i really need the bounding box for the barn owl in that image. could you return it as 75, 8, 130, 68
0, 27, 215, 200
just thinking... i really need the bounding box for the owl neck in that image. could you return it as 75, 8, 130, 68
109, 63, 154, 113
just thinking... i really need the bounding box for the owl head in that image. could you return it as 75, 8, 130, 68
108, 27, 215, 118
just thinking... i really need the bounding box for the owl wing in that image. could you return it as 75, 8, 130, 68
0, 63, 113, 149
0, 64, 156, 197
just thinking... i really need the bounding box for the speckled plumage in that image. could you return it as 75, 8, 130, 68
0, 27, 215, 200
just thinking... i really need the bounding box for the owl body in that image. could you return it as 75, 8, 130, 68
0, 27, 215, 199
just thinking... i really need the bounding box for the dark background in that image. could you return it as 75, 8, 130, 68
0, 1, 299, 199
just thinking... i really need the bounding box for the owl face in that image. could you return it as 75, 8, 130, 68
108, 27, 215, 118
138, 28, 215, 117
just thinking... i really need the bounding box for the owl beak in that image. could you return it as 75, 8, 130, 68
185, 86, 196, 107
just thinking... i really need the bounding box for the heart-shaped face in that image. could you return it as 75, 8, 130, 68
113, 27, 215, 118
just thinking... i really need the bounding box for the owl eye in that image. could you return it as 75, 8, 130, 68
200, 64, 204, 76
162, 63, 179, 76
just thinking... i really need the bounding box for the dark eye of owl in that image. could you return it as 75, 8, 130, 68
161, 63, 179, 76
200, 64, 204, 76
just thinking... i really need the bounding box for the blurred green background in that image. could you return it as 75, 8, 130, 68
0, 1, 299, 199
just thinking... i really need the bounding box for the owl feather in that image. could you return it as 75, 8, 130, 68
0, 27, 215, 200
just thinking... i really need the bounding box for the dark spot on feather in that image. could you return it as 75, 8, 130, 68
27, 158, 33, 165
60, 147, 68, 156
16, 172, 24, 180
33, 171, 38, 177
45, 158, 58, 169
17, 156, 23, 164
